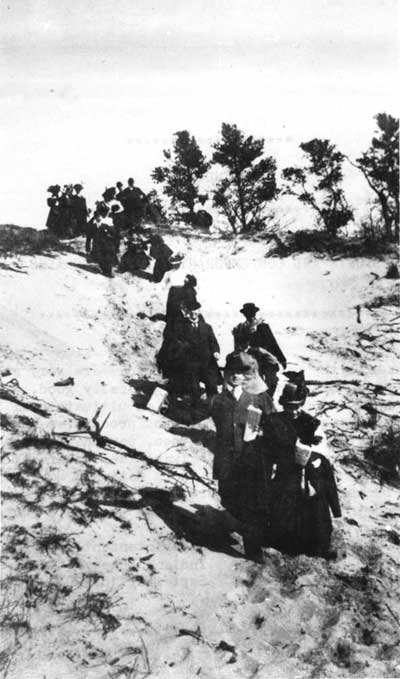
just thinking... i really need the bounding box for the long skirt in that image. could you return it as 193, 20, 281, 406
218, 445, 271, 537
269, 477, 333, 556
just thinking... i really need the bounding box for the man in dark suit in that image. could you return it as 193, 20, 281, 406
122, 177, 146, 231
233, 302, 287, 396
161, 301, 220, 404
165, 275, 198, 330
71, 184, 88, 235
177, 301, 221, 404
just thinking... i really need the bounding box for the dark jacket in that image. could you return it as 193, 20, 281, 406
211, 389, 275, 525
264, 411, 341, 556
175, 317, 219, 364
233, 321, 286, 368
166, 285, 198, 328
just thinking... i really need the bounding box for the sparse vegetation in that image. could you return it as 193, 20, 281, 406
0, 224, 71, 257
364, 426, 400, 480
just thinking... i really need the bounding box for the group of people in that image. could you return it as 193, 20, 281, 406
155, 279, 341, 563
46, 183, 88, 238
46, 180, 180, 279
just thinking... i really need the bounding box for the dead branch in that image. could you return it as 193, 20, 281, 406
72, 407, 215, 491
0, 382, 51, 417
307, 379, 360, 386
385, 603, 400, 627
361, 404, 400, 420
0, 378, 88, 424
96, 432, 214, 490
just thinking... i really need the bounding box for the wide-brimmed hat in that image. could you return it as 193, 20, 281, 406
279, 382, 305, 406
240, 302, 260, 316
225, 351, 258, 373
102, 187, 116, 201
74, 183, 83, 192
47, 184, 60, 193
184, 299, 201, 311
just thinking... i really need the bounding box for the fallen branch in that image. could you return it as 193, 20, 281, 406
385, 603, 400, 627
74, 407, 215, 491
307, 379, 360, 386
0, 383, 51, 417
0, 378, 88, 424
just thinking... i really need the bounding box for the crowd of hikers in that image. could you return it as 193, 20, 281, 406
156, 287, 342, 564
46, 180, 182, 279
46, 180, 342, 566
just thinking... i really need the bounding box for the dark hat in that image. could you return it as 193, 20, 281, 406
184, 299, 201, 311
102, 187, 116, 201
279, 382, 305, 406
47, 184, 60, 193
185, 274, 197, 287
298, 414, 321, 446
225, 351, 258, 373
74, 183, 83, 191
240, 302, 260, 316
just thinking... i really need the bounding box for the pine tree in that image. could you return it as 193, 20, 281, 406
355, 113, 399, 241
282, 139, 353, 236
211, 123, 277, 233
151, 130, 209, 223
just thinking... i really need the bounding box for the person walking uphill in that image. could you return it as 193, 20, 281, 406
233, 303, 287, 396
172, 301, 221, 405
211, 352, 276, 562
165, 275, 198, 330
264, 382, 341, 559
150, 234, 174, 283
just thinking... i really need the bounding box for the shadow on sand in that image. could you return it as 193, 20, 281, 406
121, 268, 154, 281
127, 377, 164, 409
87, 486, 244, 559
68, 261, 102, 275
167, 425, 215, 452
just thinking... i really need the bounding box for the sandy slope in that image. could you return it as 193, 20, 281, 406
1, 235, 399, 679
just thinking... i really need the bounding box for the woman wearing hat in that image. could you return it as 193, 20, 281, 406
71, 184, 88, 236
232, 303, 287, 396
264, 382, 341, 559
211, 352, 276, 562
46, 185, 61, 234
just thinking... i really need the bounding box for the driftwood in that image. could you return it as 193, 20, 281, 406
0, 380, 213, 491
0, 379, 51, 417
0, 378, 88, 424
60, 407, 215, 491
307, 379, 400, 399
307, 379, 361, 386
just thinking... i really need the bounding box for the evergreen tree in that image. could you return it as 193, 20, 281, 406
282, 139, 353, 236
151, 130, 209, 222
355, 113, 399, 241
211, 123, 277, 233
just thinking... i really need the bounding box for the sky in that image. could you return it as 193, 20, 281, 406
0, 0, 398, 227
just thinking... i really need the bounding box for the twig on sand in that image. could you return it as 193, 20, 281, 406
307, 379, 361, 387
140, 509, 153, 532
385, 603, 400, 628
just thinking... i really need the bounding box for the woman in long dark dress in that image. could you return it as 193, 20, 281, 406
264, 382, 341, 559
46, 185, 61, 233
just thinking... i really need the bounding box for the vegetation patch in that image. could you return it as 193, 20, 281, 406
0, 224, 72, 257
